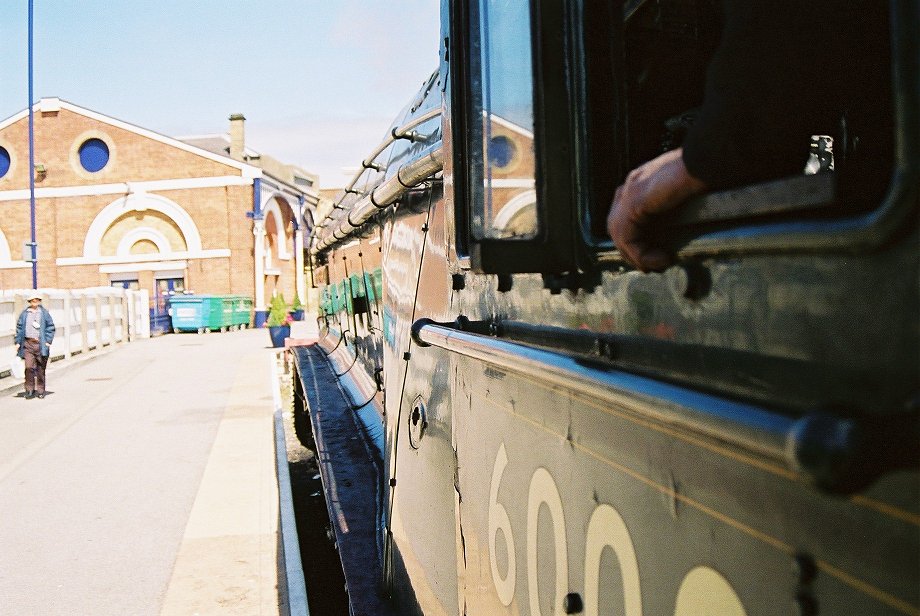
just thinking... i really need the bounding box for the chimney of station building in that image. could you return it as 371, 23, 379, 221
229, 113, 246, 161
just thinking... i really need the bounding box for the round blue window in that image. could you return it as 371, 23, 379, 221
79, 138, 110, 172
0, 146, 10, 178
488, 135, 515, 169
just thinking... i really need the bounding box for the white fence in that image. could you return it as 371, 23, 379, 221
0, 287, 150, 382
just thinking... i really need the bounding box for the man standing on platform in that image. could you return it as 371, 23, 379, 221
15, 293, 55, 399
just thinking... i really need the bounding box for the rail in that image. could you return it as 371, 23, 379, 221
313, 143, 443, 253
340, 107, 441, 199
411, 318, 917, 492
272, 350, 310, 616
310, 107, 442, 255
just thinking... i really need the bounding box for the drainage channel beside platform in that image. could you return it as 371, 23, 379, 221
274, 348, 351, 616
274, 408, 310, 616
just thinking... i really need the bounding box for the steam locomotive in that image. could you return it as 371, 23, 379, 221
293, 1, 919, 614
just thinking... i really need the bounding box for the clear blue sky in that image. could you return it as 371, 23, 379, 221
0, 1, 440, 189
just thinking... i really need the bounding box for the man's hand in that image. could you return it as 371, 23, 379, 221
606, 148, 707, 272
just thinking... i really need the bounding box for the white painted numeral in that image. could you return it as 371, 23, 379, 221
489, 443, 517, 606
527, 468, 569, 616
674, 566, 747, 616
486, 444, 746, 616
584, 504, 643, 616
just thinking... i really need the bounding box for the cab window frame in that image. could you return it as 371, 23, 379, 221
450, 0, 581, 275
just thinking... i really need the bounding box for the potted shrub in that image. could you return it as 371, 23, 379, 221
290, 295, 305, 321
266, 294, 292, 348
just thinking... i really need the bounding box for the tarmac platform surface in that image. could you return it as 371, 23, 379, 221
0, 328, 282, 616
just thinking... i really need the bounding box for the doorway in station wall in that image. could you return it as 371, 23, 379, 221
152, 277, 185, 335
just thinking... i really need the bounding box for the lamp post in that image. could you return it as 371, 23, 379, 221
27, 0, 38, 289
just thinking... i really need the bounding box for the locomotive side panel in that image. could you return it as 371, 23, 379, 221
437, 0, 919, 614
448, 346, 918, 615
381, 182, 463, 616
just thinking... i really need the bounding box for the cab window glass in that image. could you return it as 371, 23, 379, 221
470, 0, 538, 241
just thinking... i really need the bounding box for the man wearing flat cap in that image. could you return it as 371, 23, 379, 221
14, 293, 56, 399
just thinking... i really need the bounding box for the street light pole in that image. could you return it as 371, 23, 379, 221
27, 0, 38, 289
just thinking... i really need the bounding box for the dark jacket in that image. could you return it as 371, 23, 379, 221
682, 0, 891, 191
15, 305, 56, 358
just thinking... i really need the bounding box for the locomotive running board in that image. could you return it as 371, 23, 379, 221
291, 345, 394, 616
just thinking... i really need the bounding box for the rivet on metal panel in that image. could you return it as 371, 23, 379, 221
680, 261, 712, 301
562, 593, 583, 613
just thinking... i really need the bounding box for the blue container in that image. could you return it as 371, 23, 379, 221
170, 294, 253, 333
268, 325, 290, 348
169, 295, 207, 333
214, 296, 234, 331
168, 295, 222, 333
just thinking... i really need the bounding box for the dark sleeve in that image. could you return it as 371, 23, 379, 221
44, 309, 55, 339
681, 0, 871, 189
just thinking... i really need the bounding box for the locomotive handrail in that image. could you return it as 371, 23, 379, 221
411, 319, 916, 493
353, 107, 441, 187
313, 143, 443, 253
315, 107, 441, 233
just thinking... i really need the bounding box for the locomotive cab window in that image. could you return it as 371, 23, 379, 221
453, 1, 899, 273
452, 0, 581, 274
587, 0, 896, 247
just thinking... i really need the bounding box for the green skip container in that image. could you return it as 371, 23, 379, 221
169, 295, 244, 334
229, 295, 253, 330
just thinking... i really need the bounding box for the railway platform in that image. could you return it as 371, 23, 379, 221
0, 327, 294, 616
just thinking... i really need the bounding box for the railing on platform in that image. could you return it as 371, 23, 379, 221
0, 287, 150, 382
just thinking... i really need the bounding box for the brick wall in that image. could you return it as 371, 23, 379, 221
0, 108, 239, 190
0, 101, 309, 320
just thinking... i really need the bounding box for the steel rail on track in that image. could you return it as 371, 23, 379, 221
274, 410, 310, 615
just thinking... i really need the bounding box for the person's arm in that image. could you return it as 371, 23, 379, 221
606, 148, 707, 271
43, 309, 55, 342
14, 311, 23, 345
608, 1, 845, 270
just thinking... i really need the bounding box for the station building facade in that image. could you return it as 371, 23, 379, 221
0, 98, 317, 327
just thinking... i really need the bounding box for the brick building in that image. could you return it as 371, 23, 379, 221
0, 98, 317, 327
